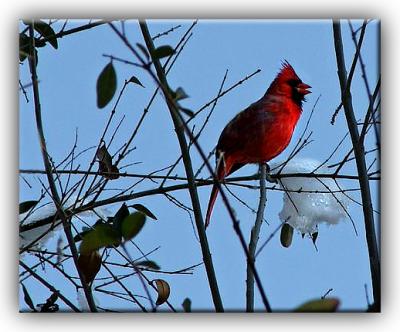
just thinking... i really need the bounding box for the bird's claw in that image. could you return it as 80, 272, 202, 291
266, 172, 278, 184
258, 163, 278, 184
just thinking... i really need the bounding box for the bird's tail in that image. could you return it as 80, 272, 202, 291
205, 157, 231, 228
205, 181, 219, 228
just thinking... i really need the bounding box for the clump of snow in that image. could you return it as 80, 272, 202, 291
19, 196, 110, 251
270, 158, 350, 234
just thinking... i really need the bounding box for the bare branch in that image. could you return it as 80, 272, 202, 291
27, 22, 97, 312
246, 163, 267, 312
332, 20, 380, 311
138, 21, 224, 312
19, 260, 80, 312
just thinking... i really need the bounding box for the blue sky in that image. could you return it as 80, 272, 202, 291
19, 19, 379, 312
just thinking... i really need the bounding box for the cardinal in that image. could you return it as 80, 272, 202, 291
205, 61, 311, 228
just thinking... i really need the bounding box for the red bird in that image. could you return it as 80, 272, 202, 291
205, 61, 311, 228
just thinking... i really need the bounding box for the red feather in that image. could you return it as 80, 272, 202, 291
205, 62, 311, 228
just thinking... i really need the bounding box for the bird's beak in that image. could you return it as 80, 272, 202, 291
296, 83, 311, 95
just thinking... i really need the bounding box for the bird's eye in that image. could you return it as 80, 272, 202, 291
287, 79, 301, 87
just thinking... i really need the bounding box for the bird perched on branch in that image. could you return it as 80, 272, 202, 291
205, 61, 311, 228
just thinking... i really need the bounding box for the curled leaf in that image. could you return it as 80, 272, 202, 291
96, 144, 112, 164
21, 283, 36, 311
182, 298, 191, 312
98, 162, 119, 179
154, 279, 170, 306
108, 165, 120, 180
96, 144, 119, 179
280, 223, 294, 248
294, 298, 340, 312
77, 250, 102, 284
312, 232, 318, 245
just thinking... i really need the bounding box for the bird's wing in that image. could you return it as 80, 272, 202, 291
217, 99, 276, 157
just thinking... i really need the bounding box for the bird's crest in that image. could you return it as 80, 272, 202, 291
276, 60, 300, 81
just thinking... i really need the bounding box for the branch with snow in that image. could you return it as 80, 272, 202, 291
19, 196, 110, 252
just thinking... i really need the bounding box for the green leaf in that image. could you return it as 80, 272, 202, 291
33, 20, 58, 49
294, 298, 340, 312
131, 203, 157, 220
280, 223, 293, 248
79, 224, 121, 254
121, 212, 146, 241
136, 260, 160, 270
96, 62, 117, 109
115, 203, 130, 221
174, 87, 189, 101
128, 75, 145, 87
151, 45, 175, 60
136, 43, 150, 60
73, 228, 91, 243
21, 283, 36, 311
113, 203, 130, 233
182, 298, 191, 312
19, 200, 39, 214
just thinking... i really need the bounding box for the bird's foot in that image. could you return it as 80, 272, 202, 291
263, 163, 278, 184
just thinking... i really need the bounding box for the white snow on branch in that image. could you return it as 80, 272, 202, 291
270, 158, 351, 234
19, 196, 110, 251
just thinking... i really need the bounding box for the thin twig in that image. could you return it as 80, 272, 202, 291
152, 24, 182, 40
19, 79, 30, 103
38, 19, 108, 44
189, 68, 262, 121
348, 20, 380, 152
321, 288, 334, 299
159, 69, 229, 188
101, 251, 148, 312
255, 219, 289, 258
